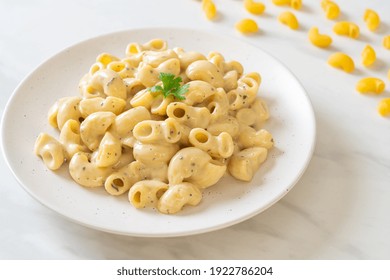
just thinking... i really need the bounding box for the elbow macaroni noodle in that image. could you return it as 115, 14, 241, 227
308, 27, 332, 48
290, 0, 302, 10
272, 0, 290, 5
361, 45, 376, 67
34, 39, 274, 214
378, 98, 390, 117
235, 18, 259, 34
198, 2, 388, 118
333, 22, 360, 39
364, 9, 380, 32
272, 0, 302, 10
321, 0, 340, 20
278, 11, 299, 30
356, 77, 385, 94
202, 0, 217, 20
244, 0, 265, 15
328, 53, 355, 73
384, 36, 390, 50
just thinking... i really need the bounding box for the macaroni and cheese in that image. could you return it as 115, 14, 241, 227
34, 39, 273, 214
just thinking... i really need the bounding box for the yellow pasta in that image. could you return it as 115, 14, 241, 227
202, 0, 217, 20
207, 116, 240, 139
166, 102, 211, 128
157, 183, 202, 214
34, 133, 65, 170
59, 120, 87, 159
142, 39, 167, 52
278, 11, 299, 30
333, 22, 360, 39
228, 147, 268, 181
237, 127, 274, 149
80, 111, 116, 151
321, 0, 340, 20
189, 128, 234, 158
272, 0, 290, 6
79, 96, 126, 118
378, 98, 390, 117
272, 0, 301, 10
244, 0, 265, 15
95, 132, 122, 168
290, 0, 302, 10
133, 118, 182, 144
55, 97, 83, 130
110, 107, 151, 148
88, 62, 105, 76
364, 9, 380, 31
69, 152, 113, 188
308, 27, 332, 48
235, 18, 259, 34
107, 61, 133, 79
96, 53, 119, 67
361, 45, 376, 67
356, 77, 385, 94
328, 53, 355, 73
128, 180, 169, 209
168, 147, 227, 188
125, 43, 142, 56
383, 36, 390, 50
186, 60, 223, 87
133, 142, 179, 166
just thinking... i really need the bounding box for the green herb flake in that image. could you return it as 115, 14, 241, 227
149, 72, 189, 100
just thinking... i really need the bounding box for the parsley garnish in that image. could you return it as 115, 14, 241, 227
149, 72, 189, 100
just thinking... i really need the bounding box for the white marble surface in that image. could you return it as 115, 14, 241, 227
1, 0, 389, 259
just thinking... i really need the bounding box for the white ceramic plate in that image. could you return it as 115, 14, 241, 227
1, 28, 315, 237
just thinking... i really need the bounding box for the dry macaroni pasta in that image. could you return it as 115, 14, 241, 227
235, 18, 259, 34
383, 36, 390, 50
34, 39, 273, 214
328, 52, 355, 73
244, 0, 266, 15
356, 77, 385, 94
364, 9, 380, 31
321, 0, 340, 20
308, 27, 332, 48
278, 11, 299, 30
361, 45, 376, 67
202, 0, 217, 20
378, 98, 390, 117
333, 22, 360, 39
272, 0, 302, 10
